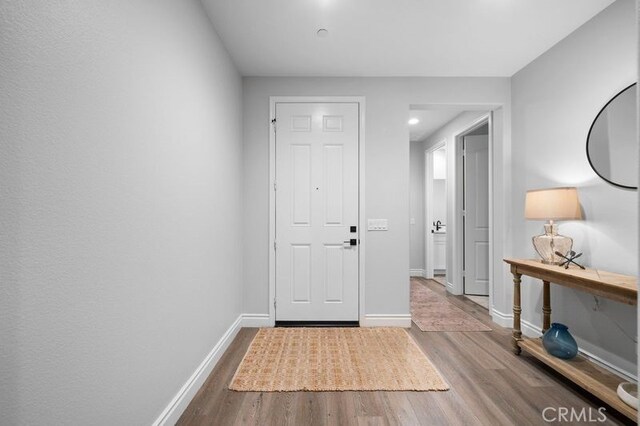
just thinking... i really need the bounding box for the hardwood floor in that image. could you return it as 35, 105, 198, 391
177, 278, 631, 425
465, 295, 489, 310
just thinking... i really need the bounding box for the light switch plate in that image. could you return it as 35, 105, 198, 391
367, 219, 388, 231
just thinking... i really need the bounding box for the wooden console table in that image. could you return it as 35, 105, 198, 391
504, 258, 638, 422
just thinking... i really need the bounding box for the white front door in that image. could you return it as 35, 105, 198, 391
464, 134, 489, 296
275, 102, 359, 321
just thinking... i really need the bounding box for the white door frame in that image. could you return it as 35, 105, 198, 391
424, 139, 446, 279
268, 96, 366, 326
453, 113, 493, 309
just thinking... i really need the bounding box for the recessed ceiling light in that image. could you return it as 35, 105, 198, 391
317, 29, 329, 38
408, 118, 420, 125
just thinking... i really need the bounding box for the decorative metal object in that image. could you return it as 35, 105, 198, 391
554, 250, 585, 270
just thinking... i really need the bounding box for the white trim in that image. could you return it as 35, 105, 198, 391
452, 114, 492, 304
361, 314, 412, 328
445, 280, 455, 293
424, 139, 446, 280
490, 307, 513, 328
521, 318, 543, 338
358, 100, 367, 326
241, 313, 271, 328
268, 96, 366, 325
578, 348, 637, 383
410, 269, 425, 277
152, 315, 243, 426
490, 309, 636, 382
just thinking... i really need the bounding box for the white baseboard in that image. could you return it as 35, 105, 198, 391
241, 313, 272, 327
490, 308, 513, 328
360, 314, 411, 328
578, 347, 637, 383
490, 308, 636, 382
445, 281, 456, 294
152, 314, 243, 426
409, 269, 425, 277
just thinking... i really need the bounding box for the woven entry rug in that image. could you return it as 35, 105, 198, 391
229, 327, 449, 392
411, 281, 492, 332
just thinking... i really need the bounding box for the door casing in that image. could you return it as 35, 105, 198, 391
268, 96, 366, 326
453, 113, 493, 308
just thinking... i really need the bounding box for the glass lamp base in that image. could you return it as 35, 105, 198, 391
532, 223, 573, 265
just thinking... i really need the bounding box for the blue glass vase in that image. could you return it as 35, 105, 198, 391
542, 323, 578, 359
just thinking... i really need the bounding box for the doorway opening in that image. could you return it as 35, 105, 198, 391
409, 108, 463, 284
409, 106, 499, 316
456, 118, 490, 310
425, 142, 447, 283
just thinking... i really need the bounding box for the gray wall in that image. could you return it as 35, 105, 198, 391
410, 141, 425, 271
0, 1, 244, 424
242, 77, 510, 316
512, 0, 637, 376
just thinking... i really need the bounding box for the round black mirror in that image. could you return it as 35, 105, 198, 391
586, 83, 637, 190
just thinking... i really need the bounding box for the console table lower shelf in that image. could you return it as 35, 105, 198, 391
520, 338, 637, 422
504, 258, 638, 423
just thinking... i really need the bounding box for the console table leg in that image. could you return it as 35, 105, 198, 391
542, 280, 551, 334
512, 270, 522, 355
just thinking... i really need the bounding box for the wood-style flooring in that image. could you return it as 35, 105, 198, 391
177, 278, 631, 425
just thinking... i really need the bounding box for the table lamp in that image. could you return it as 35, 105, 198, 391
524, 187, 582, 265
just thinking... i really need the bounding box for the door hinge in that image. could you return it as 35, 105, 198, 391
273, 181, 277, 191
271, 118, 276, 133
274, 241, 277, 250
274, 298, 277, 309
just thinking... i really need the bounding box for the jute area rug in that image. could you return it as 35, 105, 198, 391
229, 327, 449, 392
411, 281, 492, 332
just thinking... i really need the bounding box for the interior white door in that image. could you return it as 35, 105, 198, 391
464, 134, 489, 296
275, 102, 359, 321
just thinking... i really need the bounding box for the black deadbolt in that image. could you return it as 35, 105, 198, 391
350, 226, 357, 233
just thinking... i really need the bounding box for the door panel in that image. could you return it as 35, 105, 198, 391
324, 145, 344, 225
291, 244, 311, 302
324, 245, 344, 302
464, 134, 489, 296
291, 145, 311, 225
275, 102, 359, 321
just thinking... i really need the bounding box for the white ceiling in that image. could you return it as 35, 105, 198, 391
201, 0, 615, 77
409, 110, 465, 142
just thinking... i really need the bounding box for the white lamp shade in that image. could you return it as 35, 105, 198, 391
525, 187, 582, 221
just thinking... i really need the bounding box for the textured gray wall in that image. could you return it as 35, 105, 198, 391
0, 1, 244, 424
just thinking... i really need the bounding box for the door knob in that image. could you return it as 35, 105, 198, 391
343, 239, 357, 247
